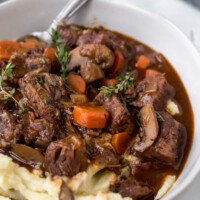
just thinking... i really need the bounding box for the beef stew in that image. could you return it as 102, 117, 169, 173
0, 25, 194, 200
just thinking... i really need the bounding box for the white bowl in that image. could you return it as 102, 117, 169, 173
0, 0, 200, 199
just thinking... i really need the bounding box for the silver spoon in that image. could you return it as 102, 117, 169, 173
31, 0, 88, 44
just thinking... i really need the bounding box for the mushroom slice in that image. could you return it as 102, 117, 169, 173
134, 104, 159, 152
79, 44, 114, 69
9, 144, 44, 168
66, 43, 114, 72
80, 63, 104, 83
59, 182, 74, 200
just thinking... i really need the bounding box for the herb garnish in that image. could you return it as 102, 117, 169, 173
71, 26, 81, 32
0, 63, 24, 111
41, 58, 46, 64
56, 45, 70, 80
51, 28, 71, 81
155, 111, 165, 122
52, 28, 62, 46
99, 71, 136, 97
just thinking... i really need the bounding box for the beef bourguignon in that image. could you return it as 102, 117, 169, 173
0, 24, 194, 200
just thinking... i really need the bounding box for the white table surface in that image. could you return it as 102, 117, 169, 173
0, 0, 199, 199
123, 1, 200, 199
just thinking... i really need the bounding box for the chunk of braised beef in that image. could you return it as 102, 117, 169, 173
86, 134, 119, 168
57, 25, 81, 47
21, 114, 56, 148
124, 86, 137, 99
132, 75, 175, 111
76, 28, 135, 61
6, 48, 51, 83
45, 135, 88, 176
135, 112, 187, 168
0, 109, 22, 148
95, 93, 135, 134
19, 71, 66, 116
110, 177, 153, 200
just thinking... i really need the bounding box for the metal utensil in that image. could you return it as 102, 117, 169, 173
31, 0, 88, 44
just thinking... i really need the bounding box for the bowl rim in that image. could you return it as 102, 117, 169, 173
0, 0, 200, 199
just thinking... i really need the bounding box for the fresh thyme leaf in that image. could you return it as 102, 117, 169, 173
0, 63, 24, 111
1, 94, 10, 100
52, 28, 62, 46
155, 111, 165, 122
71, 26, 81, 32
1, 81, 7, 87
56, 45, 70, 80
10, 88, 15, 95
51, 29, 72, 91
99, 71, 136, 98
41, 58, 46, 64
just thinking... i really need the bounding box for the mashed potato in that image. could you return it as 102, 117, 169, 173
166, 100, 180, 116
0, 153, 62, 200
0, 154, 129, 200
155, 175, 176, 200
0, 153, 177, 200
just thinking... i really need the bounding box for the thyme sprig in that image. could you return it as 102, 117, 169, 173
0, 63, 24, 111
99, 71, 136, 97
51, 28, 71, 81
56, 45, 70, 79
52, 28, 62, 46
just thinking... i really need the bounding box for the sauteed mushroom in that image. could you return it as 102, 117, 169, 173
134, 104, 159, 152
66, 44, 114, 83
10, 144, 44, 168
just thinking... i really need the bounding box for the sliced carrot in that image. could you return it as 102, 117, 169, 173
0, 40, 20, 59
136, 55, 150, 70
101, 79, 119, 87
73, 105, 109, 129
44, 47, 57, 63
112, 132, 131, 154
111, 49, 125, 73
21, 41, 37, 49
43, 47, 59, 72
67, 73, 86, 94
145, 69, 160, 77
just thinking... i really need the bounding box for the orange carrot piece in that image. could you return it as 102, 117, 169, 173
145, 69, 160, 77
111, 49, 125, 73
101, 79, 119, 87
67, 73, 86, 94
44, 47, 56, 62
21, 41, 37, 49
112, 132, 131, 154
136, 55, 150, 70
73, 105, 109, 129
0, 40, 20, 59
43, 47, 59, 72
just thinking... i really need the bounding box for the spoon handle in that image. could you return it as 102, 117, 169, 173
47, 0, 88, 33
